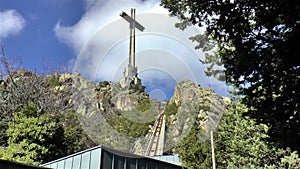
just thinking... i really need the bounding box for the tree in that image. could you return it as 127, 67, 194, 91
175, 101, 300, 168
0, 48, 23, 146
0, 103, 96, 165
161, 0, 300, 151
60, 110, 96, 156
0, 66, 72, 147
214, 101, 274, 168
175, 119, 212, 169
0, 103, 65, 165
0, 49, 95, 163
0, 48, 73, 137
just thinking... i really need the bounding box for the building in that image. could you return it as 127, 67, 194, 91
40, 145, 186, 169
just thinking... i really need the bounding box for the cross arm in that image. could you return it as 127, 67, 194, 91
120, 11, 145, 32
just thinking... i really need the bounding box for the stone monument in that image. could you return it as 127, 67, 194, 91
119, 8, 145, 88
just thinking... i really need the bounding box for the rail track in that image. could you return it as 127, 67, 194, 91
145, 109, 166, 156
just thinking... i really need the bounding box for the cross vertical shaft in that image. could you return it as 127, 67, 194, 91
120, 8, 145, 88
128, 8, 136, 68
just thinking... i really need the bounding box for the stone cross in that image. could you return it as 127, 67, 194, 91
120, 8, 145, 88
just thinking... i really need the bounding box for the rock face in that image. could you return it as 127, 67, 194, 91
164, 80, 228, 152
0, 70, 230, 155
111, 91, 139, 111
57, 74, 229, 155
61, 73, 160, 152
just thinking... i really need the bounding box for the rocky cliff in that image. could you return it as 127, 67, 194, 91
165, 80, 229, 152
0, 70, 230, 155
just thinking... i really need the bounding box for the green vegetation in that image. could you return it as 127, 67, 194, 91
59, 110, 96, 156
0, 103, 64, 165
175, 101, 300, 168
99, 82, 154, 138
0, 116, 9, 147
2, 30, 299, 168
98, 81, 110, 88
47, 73, 62, 87
136, 97, 151, 112
161, 0, 300, 152
175, 119, 211, 168
0, 103, 95, 165
129, 83, 145, 94
105, 113, 149, 138
164, 101, 178, 116
164, 101, 179, 127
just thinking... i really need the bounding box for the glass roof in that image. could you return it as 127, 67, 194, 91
40, 145, 185, 169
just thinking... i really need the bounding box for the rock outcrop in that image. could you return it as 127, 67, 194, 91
0, 70, 230, 155
164, 80, 228, 152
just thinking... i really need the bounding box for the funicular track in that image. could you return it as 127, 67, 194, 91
145, 109, 166, 156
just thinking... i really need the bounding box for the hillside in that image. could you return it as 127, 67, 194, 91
0, 69, 228, 157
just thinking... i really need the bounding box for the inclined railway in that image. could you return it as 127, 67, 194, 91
145, 109, 166, 156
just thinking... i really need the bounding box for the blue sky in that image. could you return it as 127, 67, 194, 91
0, 0, 231, 100
0, 0, 85, 70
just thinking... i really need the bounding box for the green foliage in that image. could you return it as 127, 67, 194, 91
0, 69, 71, 123
161, 0, 300, 151
164, 101, 178, 116
129, 83, 145, 94
0, 141, 48, 166
0, 116, 9, 147
47, 73, 62, 87
2, 103, 65, 165
175, 101, 300, 168
60, 110, 96, 156
164, 101, 179, 127
106, 114, 149, 138
214, 102, 272, 168
99, 81, 110, 88
0, 104, 95, 165
175, 120, 211, 169
136, 98, 151, 112
278, 150, 300, 168
0, 147, 4, 158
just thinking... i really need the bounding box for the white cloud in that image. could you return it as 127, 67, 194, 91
54, 0, 231, 97
54, 0, 162, 53
0, 9, 26, 40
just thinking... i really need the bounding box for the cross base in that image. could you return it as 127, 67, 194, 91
120, 65, 141, 88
